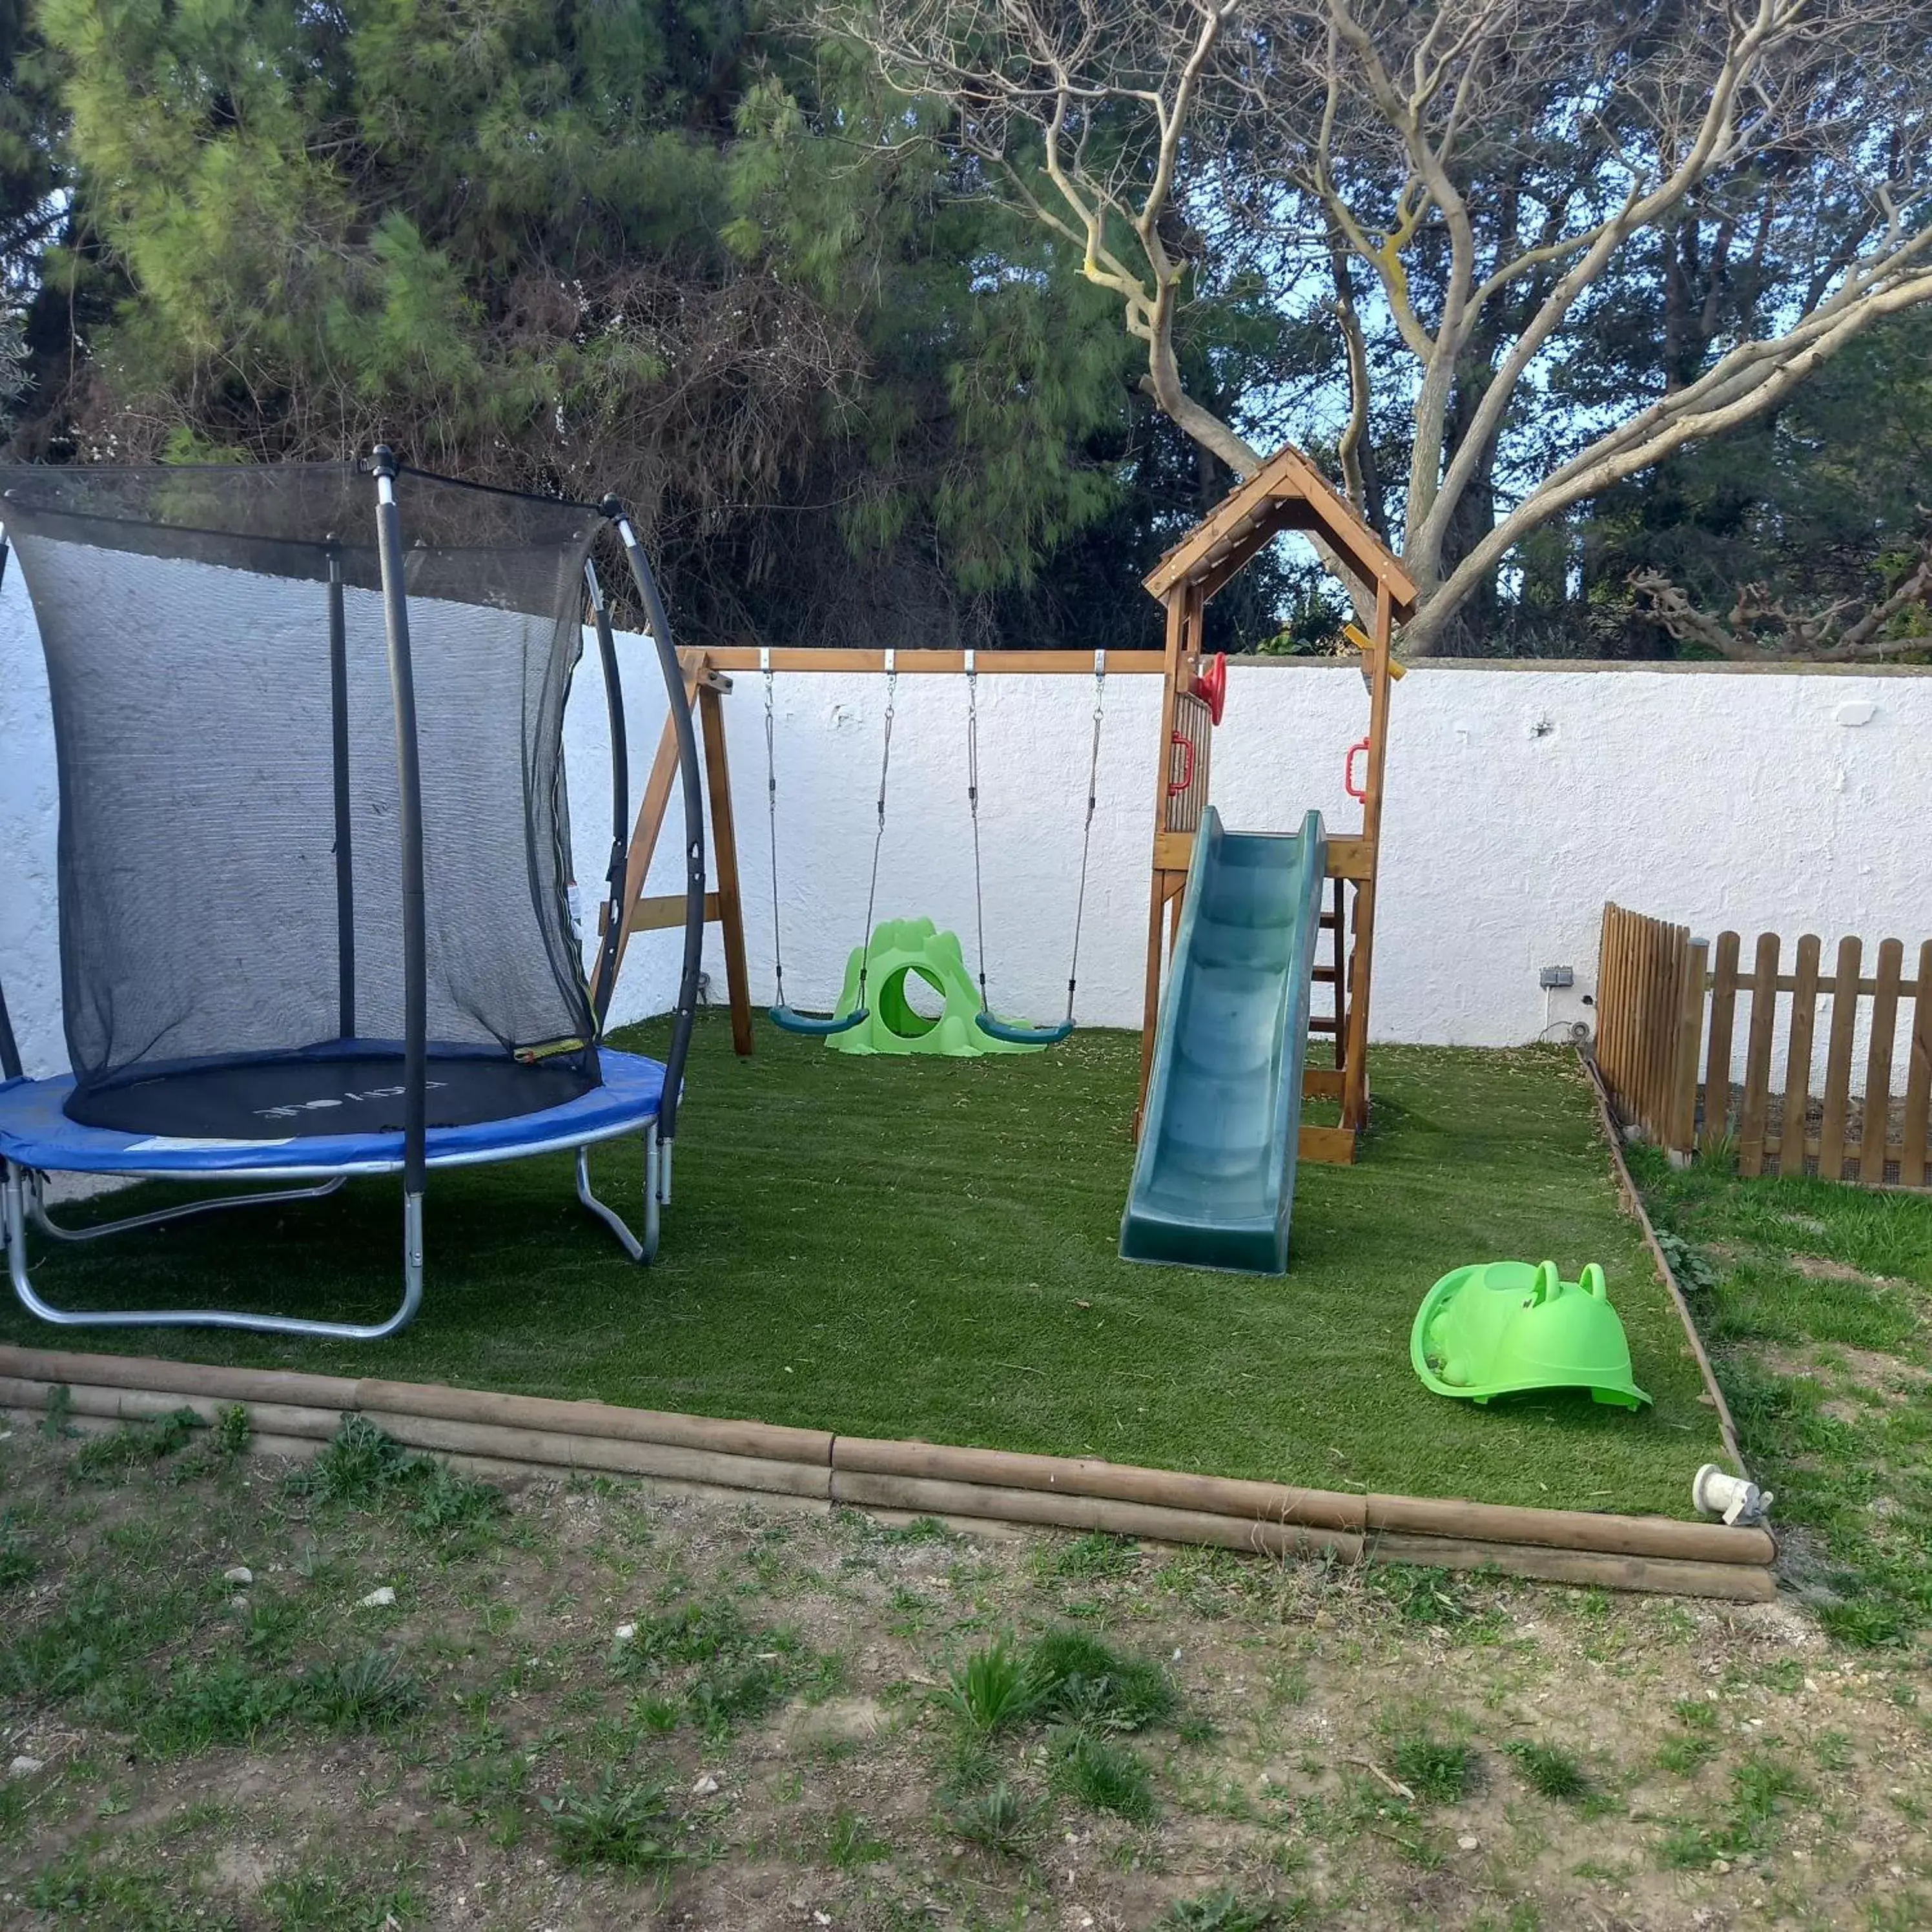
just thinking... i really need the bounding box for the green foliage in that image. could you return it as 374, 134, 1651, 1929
288, 1417, 502, 1553
72, 1407, 204, 1479
941, 1638, 1042, 1734
0, 1511, 37, 1588
1658, 1751, 1809, 1867
542, 1772, 683, 1873
1390, 1735, 1479, 1805
1162, 1892, 1300, 1931
1505, 1740, 1591, 1802
1052, 1728, 1156, 1823
1655, 1229, 1719, 1294
945, 1780, 1036, 1857
1026, 1627, 1177, 1732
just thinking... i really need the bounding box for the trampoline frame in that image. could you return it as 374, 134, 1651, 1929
0, 451, 708, 1339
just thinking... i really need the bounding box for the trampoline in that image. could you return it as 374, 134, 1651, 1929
0, 451, 706, 1338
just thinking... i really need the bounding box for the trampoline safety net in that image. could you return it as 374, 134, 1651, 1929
0, 462, 604, 1137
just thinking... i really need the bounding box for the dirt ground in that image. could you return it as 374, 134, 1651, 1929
0, 1421, 1927, 1932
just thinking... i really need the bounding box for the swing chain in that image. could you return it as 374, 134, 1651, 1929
965, 650, 991, 1015
857, 652, 898, 1010
761, 646, 789, 1011
1065, 647, 1106, 1023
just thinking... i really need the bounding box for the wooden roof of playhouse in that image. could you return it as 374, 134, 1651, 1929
1143, 442, 1418, 621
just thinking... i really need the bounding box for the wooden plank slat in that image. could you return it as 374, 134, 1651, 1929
1904, 940, 1932, 1189
697, 683, 754, 1056
1702, 931, 1741, 1151
1737, 932, 1780, 1175
1859, 939, 1904, 1184
1672, 938, 1707, 1156
1778, 934, 1822, 1177
1818, 936, 1862, 1183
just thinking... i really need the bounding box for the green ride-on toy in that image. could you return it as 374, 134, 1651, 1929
1410, 1260, 1650, 1410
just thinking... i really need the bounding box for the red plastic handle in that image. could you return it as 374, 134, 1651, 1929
1167, 731, 1195, 797
1344, 736, 1370, 803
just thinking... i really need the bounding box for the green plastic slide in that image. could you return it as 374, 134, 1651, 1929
1120, 807, 1326, 1273
825, 918, 1052, 1057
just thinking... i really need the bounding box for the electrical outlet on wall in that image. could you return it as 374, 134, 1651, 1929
1539, 965, 1574, 989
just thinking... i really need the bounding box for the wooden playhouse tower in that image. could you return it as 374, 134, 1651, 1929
1138, 445, 1417, 1164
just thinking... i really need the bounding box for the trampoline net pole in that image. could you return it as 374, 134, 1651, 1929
370, 447, 429, 1200
584, 560, 628, 1036
606, 501, 703, 1144
0, 982, 21, 1084
327, 549, 356, 1040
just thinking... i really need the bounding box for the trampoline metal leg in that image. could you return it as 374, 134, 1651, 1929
574, 1123, 659, 1264
2, 1156, 425, 1341
28, 1174, 347, 1244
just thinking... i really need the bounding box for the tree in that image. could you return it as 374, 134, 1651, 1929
824, 0, 1932, 652
37, 0, 1179, 646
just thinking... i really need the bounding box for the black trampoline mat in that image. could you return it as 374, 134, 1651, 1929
65, 1051, 595, 1140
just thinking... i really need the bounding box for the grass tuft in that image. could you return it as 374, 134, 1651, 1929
1053, 1727, 1156, 1823
947, 1780, 1036, 1858
543, 1772, 683, 1873
1505, 1740, 1590, 1802
941, 1638, 1042, 1734
1390, 1734, 1479, 1805
1027, 1627, 1176, 1732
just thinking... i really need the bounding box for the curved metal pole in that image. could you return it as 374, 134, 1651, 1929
30, 1173, 346, 1243
602, 497, 703, 1146
584, 559, 629, 1038
4, 1160, 422, 1339
369, 447, 428, 1310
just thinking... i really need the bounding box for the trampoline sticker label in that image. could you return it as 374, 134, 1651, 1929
251, 1080, 449, 1122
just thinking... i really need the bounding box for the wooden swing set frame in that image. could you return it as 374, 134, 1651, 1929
591, 445, 1414, 1163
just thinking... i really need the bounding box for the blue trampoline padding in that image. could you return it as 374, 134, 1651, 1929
0, 1050, 665, 1178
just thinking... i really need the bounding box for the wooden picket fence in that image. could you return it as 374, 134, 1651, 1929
1596, 903, 1932, 1187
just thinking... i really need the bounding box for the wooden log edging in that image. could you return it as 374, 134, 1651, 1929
0, 1344, 1774, 1601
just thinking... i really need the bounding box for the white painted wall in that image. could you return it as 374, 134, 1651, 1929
5, 554, 1927, 1087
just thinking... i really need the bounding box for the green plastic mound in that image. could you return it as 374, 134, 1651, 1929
1411, 1259, 1651, 1410
827, 918, 1051, 1057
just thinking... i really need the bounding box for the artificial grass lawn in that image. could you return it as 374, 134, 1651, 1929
0, 1020, 1727, 1516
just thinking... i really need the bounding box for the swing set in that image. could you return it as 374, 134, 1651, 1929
592, 442, 1410, 1163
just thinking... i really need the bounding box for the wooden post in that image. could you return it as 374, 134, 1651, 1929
1671, 938, 1707, 1158
1860, 938, 1904, 1184
1779, 934, 1822, 1177
1818, 936, 1862, 1183
1701, 931, 1740, 1150
1339, 577, 1395, 1133
1737, 932, 1780, 1176
696, 683, 754, 1056
1137, 588, 1192, 1127
1902, 940, 1932, 1189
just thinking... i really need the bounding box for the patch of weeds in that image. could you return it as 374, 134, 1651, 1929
287, 1417, 502, 1553
1052, 1727, 1156, 1824
946, 1780, 1038, 1858
1811, 1729, 1854, 1773
211, 1403, 251, 1457
1177, 1711, 1218, 1747
1656, 1228, 1720, 1293
136, 1655, 294, 1756
688, 1656, 786, 1739
1, 1574, 194, 1709
1658, 1749, 1809, 1867
1658, 1734, 1718, 1776
631, 1692, 681, 1735
1390, 1734, 1479, 1805
825, 1805, 890, 1867
28, 1845, 221, 1930
0, 1510, 37, 1587
261, 1864, 426, 1931
433, 1720, 529, 1820
1162, 1891, 1303, 1929
299, 1649, 424, 1732
72, 1408, 204, 1481
1505, 1740, 1590, 1802
621, 1596, 748, 1669
939, 1728, 999, 1796
1027, 1627, 1177, 1731
542, 1771, 683, 1873
941, 1638, 1042, 1734
1046, 1532, 1138, 1580
40, 1384, 76, 1439
1368, 1565, 1487, 1628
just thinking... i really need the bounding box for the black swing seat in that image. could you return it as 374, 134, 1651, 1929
975, 1012, 1074, 1047
770, 1004, 870, 1038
